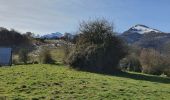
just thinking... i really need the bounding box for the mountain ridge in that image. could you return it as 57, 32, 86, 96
40, 32, 64, 39
120, 24, 170, 53
123, 24, 163, 35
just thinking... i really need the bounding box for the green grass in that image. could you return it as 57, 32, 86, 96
50, 47, 65, 63
0, 64, 170, 100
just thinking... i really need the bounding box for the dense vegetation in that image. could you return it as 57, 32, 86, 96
39, 48, 55, 64
120, 46, 170, 77
0, 64, 170, 100
0, 27, 31, 47
66, 19, 127, 73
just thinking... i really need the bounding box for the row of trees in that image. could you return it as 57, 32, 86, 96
0, 27, 31, 47
120, 47, 170, 77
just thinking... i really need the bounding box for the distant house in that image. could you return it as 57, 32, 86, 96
0, 48, 12, 66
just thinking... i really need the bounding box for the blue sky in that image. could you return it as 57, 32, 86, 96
0, 0, 170, 34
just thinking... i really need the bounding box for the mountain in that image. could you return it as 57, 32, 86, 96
123, 24, 162, 35
121, 24, 167, 43
120, 24, 170, 52
41, 32, 64, 39
121, 24, 165, 43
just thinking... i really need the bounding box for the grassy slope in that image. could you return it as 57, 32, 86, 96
0, 64, 170, 100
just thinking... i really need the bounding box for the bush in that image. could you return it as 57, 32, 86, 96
120, 53, 142, 72
39, 48, 55, 64
66, 19, 127, 73
12, 58, 19, 65
164, 67, 170, 77
62, 43, 72, 64
140, 49, 167, 75
162, 57, 170, 77
18, 48, 29, 64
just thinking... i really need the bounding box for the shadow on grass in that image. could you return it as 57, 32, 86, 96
109, 72, 170, 84
12, 62, 64, 66
49, 62, 64, 66
76, 68, 170, 84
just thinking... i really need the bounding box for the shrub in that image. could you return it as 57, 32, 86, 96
66, 19, 127, 73
39, 48, 55, 64
12, 58, 19, 65
62, 42, 72, 64
18, 48, 29, 64
162, 57, 170, 77
164, 67, 170, 77
120, 53, 142, 72
140, 49, 167, 75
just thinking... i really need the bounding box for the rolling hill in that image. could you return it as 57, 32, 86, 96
0, 64, 170, 100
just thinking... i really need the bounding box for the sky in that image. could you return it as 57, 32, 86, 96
0, 0, 170, 35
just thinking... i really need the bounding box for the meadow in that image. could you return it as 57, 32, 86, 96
0, 64, 170, 100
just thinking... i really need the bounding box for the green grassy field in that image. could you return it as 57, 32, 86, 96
0, 64, 170, 100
